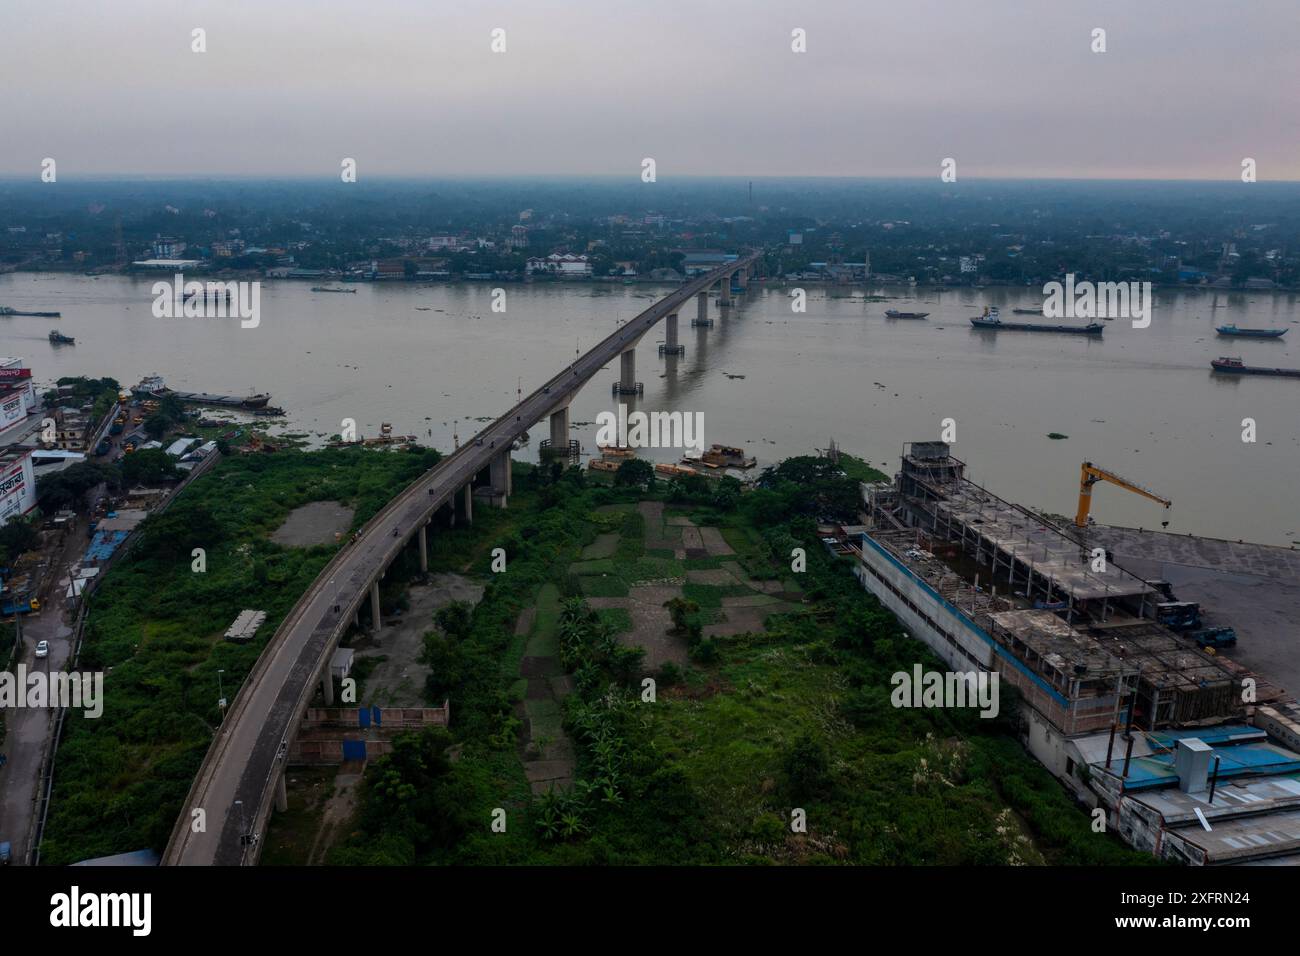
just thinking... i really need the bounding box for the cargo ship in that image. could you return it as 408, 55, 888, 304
2, 306, 62, 317
311, 286, 357, 293
1215, 324, 1287, 338
970, 306, 1103, 335
683, 444, 757, 470
1211, 356, 1300, 378
133, 374, 272, 409
48, 329, 75, 345
884, 309, 929, 319
183, 288, 231, 303
596, 443, 636, 458
654, 463, 699, 478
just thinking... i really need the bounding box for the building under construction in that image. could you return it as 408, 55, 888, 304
851, 441, 1300, 864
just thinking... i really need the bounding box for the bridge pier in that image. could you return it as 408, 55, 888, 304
719, 275, 732, 308
490, 449, 511, 507
321, 666, 334, 705
274, 771, 288, 814
457, 482, 473, 525
737, 268, 749, 290
659, 312, 684, 356
693, 291, 713, 327
550, 405, 569, 447
370, 579, 382, 632
418, 524, 428, 573
613, 348, 642, 394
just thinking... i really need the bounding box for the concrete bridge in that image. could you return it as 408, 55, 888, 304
161, 252, 761, 865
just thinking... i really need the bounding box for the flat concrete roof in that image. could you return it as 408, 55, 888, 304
933, 481, 1153, 602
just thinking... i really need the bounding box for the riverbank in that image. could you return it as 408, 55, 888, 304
321, 455, 1148, 865
36, 443, 441, 865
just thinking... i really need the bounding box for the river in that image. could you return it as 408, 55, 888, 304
2, 273, 1297, 545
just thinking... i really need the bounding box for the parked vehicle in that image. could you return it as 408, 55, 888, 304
1156, 601, 1202, 631
35, 640, 49, 659
1, 597, 39, 616
1192, 627, 1237, 650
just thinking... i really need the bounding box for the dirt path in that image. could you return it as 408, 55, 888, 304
516, 585, 576, 794
306, 765, 363, 865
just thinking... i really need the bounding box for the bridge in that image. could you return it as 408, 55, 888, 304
162, 252, 761, 864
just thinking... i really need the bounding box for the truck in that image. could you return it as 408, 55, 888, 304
1, 596, 39, 616
1191, 626, 1237, 650
1156, 601, 1202, 631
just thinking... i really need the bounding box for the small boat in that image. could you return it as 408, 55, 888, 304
184, 288, 231, 303
48, 329, 75, 345
1211, 356, 1300, 378
970, 306, 1102, 335
885, 309, 929, 319
3, 306, 62, 317
1012, 308, 1044, 315
1215, 324, 1287, 338
311, 286, 357, 293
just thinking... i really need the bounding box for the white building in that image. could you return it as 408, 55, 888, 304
526, 254, 592, 277
0, 446, 37, 526
0, 358, 38, 417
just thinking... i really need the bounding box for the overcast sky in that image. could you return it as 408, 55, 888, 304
2, 0, 1297, 180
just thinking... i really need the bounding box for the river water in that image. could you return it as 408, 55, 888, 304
2, 273, 1297, 545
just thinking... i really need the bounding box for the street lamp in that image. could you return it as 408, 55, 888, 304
217, 669, 226, 715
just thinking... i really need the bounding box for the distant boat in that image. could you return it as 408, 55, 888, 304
311, 286, 357, 293
1012, 308, 1044, 315
48, 329, 75, 345
884, 309, 929, 319
970, 306, 1102, 336
1211, 356, 1300, 378
1215, 324, 1287, 338
2, 306, 61, 317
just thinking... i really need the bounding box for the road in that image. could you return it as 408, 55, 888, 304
163, 254, 758, 864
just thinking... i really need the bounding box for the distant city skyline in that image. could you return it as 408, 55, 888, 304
2, 0, 1298, 181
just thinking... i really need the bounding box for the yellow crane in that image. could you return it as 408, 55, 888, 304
1075, 461, 1171, 528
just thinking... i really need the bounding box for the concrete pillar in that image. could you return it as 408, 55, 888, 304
620, 349, 636, 390
418, 524, 428, 573
274, 771, 288, 813
665, 312, 679, 349
370, 579, 382, 632
550, 405, 569, 448
458, 482, 473, 525
490, 449, 512, 506
719, 275, 732, 307
697, 291, 708, 322
737, 269, 749, 289
321, 667, 335, 705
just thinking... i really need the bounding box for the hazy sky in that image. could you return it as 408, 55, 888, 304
2, 0, 1297, 180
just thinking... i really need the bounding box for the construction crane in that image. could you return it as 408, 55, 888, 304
1075, 461, 1171, 528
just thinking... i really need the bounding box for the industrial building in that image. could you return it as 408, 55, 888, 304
851, 441, 1300, 865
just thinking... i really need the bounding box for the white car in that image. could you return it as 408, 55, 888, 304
34, 640, 49, 659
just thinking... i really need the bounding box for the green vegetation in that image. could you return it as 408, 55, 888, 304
47, 376, 120, 422
0, 519, 39, 568
38, 444, 441, 865
330, 454, 1149, 866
